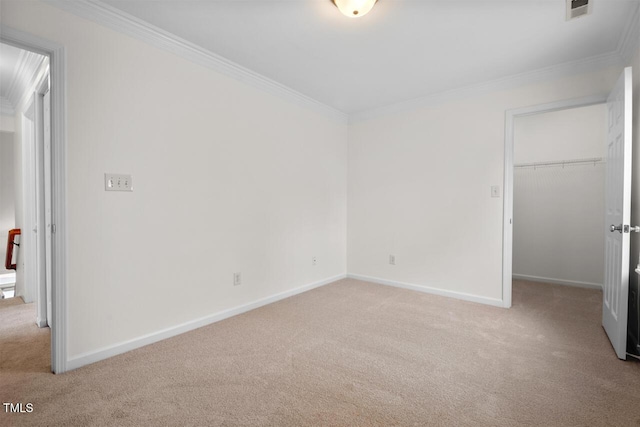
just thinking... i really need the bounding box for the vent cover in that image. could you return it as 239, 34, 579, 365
566, 0, 592, 20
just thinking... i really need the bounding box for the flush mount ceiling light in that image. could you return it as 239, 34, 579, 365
332, 0, 378, 18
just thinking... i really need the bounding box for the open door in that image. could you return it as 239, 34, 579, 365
603, 67, 633, 360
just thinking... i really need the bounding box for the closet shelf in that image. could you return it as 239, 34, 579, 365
514, 157, 604, 169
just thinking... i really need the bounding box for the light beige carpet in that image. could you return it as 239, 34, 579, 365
0, 297, 50, 374
1, 278, 639, 426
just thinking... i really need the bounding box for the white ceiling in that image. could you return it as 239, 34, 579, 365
0, 43, 25, 114
98, 1, 639, 114
0, 42, 47, 115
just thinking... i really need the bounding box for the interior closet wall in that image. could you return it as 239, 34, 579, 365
513, 104, 606, 288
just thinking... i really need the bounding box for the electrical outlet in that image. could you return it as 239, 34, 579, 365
105, 173, 133, 192
312, 256, 317, 266
233, 272, 241, 286
389, 255, 396, 265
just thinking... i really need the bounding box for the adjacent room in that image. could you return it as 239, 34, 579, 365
1, 0, 640, 425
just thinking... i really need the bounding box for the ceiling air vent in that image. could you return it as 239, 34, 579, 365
566, 0, 592, 20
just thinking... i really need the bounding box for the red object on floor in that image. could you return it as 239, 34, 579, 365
5, 228, 20, 270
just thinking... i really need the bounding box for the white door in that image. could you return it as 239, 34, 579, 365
43, 89, 52, 327
603, 67, 633, 360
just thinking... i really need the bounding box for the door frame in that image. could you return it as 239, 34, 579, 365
1, 27, 68, 374
502, 94, 608, 308
21, 68, 51, 328
21, 97, 37, 305
35, 71, 51, 328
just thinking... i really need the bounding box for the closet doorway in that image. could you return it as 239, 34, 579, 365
503, 69, 633, 360
512, 103, 606, 289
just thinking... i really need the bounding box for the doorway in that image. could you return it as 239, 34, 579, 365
0, 27, 68, 373
502, 95, 607, 308
503, 67, 634, 360
0, 41, 51, 371
512, 103, 606, 289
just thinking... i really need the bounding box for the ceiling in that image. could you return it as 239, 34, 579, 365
95, 1, 639, 114
0, 43, 25, 114
0, 43, 47, 116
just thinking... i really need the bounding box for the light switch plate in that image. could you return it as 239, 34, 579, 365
105, 173, 133, 192
491, 185, 500, 198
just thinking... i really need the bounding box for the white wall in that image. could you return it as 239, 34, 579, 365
512, 105, 605, 287
514, 106, 606, 163
1, 1, 347, 360
0, 132, 15, 274
12, 107, 24, 298
348, 67, 622, 304
1, 119, 18, 274
0, 115, 15, 133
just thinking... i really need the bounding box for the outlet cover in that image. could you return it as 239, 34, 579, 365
389, 255, 396, 265
233, 272, 241, 286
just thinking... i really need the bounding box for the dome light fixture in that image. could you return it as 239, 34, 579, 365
332, 0, 378, 18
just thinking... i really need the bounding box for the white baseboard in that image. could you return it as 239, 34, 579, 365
347, 274, 505, 308
512, 274, 602, 290
67, 273, 346, 371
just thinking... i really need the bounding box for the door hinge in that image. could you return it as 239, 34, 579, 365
52, 224, 56, 234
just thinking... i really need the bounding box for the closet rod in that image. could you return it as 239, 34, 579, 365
514, 157, 604, 169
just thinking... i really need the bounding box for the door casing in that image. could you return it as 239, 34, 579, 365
34, 72, 51, 328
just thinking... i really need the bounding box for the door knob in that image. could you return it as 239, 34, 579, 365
610, 224, 640, 233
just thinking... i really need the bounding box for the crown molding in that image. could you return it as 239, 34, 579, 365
351, 3, 640, 123
14, 56, 48, 114
617, 1, 640, 63
44, 0, 638, 125
4, 49, 46, 112
349, 50, 622, 123
44, 0, 348, 124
